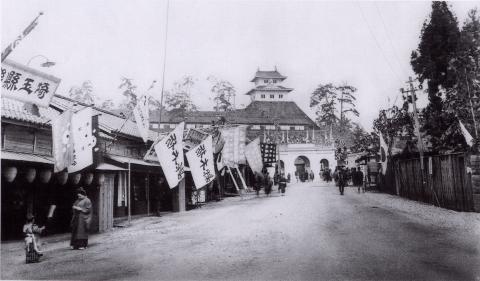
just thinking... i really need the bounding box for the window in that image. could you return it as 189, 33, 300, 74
265, 125, 276, 130
151, 123, 159, 129
261, 94, 265, 99
295, 126, 304, 130
264, 79, 268, 83
186, 124, 195, 129
251, 125, 261, 130
279, 94, 283, 99
280, 125, 290, 130
273, 80, 277, 84
270, 95, 274, 99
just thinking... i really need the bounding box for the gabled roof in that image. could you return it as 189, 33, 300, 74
151, 101, 318, 128
250, 70, 287, 82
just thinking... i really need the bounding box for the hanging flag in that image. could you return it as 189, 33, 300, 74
155, 122, 185, 188
221, 126, 246, 167
133, 95, 150, 142
244, 138, 263, 174
459, 120, 474, 147
186, 135, 215, 189
69, 107, 96, 173
379, 132, 388, 175
52, 110, 73, 172
261, 143, 277, 164
1, 12, 43, 62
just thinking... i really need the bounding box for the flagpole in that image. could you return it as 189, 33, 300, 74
1, 12, 44, 62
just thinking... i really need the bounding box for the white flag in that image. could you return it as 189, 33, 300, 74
133, 95, 150, 142
155, 122, 185, 188
69, 107, 95, 173
379, 132, 388, 175
244, 138, 263, 174
52, 110, 73, 172
221, 126, 246, 167
459, 120, 474, 147
186, 135, 215, 189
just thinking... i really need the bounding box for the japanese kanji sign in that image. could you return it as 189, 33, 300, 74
69, 107, 96, 173
133, 95, 150, 142
221, 126, 246, 167
155, 122, 185, 188
1, 59, 60, 107
52, 110, 73, 172
186, 135, 215, 189
260, 143, 277, 164
244, 138, 263, 174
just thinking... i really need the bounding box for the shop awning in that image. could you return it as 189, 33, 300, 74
96, 163, 128, 171
105, 155, 160, 167
1, 151, 54, 164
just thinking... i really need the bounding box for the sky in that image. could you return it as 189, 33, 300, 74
2, 0, 479, 131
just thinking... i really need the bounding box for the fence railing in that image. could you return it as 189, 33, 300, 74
381, 153, 475, 212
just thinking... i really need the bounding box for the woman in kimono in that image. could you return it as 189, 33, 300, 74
70, 187, 92, 250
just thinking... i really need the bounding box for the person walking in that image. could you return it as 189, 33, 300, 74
278, 173, 287, 195
70, 187, 92, 250
336, 166, 347, 195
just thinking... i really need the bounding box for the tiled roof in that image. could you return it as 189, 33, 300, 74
151, 101, 318, 127
1, 98, 51, 125
250, 70, 287, 82
245, 85, 293, 95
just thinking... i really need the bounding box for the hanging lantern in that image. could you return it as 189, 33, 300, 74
40, 169, 52, 183
2, 166, 18, 182
97, 173, 105, 185
71, 173, 82, 185
57, 171, 68, 185
26, 168, 37, 183
84, 172, 94, 185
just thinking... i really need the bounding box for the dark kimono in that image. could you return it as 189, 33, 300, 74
70, 197, 92, 249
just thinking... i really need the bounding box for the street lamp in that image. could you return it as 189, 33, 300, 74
27, 54, 55, 67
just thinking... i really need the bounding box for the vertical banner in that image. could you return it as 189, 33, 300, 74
260, 143, 277, 164
244, 138, 263, 174
69, 107, 95, 173
155, 122, 185, 188
52, 110, 73, 172
133, 95, 150, 142
379, 132, 388, 175
186, 135, 215, 189
221, 126, 246, 167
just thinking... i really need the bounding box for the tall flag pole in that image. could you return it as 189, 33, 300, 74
1, 12, 44, 62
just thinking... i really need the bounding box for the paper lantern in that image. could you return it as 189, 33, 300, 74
3, 166, 17, 182
40, 169, 52, 183
71, 173, 81, 185
57, 171, 68, 185
97, 173, 105, 184
26, 168, 37, 183
84, 172, 94, 185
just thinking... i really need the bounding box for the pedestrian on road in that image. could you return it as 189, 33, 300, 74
23, 214, 45, 263
263, 170, 272, 196
278, 173, 287, 195
294, 171, 299, 182
336, 166, 347, 195
254, 172, 263, 196
70, 187, 92, 250
154, 176, 167, 217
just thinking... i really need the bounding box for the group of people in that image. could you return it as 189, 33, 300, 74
332, 166, 365, 195
253, 169, 287, 196
294, 170, 315, 182
24, 187, 92, 263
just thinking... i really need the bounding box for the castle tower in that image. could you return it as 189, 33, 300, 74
245, 67, 293, 101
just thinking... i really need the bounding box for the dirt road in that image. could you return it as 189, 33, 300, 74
2, 181, 479, 280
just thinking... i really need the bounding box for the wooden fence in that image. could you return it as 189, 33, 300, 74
381, 153, 476, 212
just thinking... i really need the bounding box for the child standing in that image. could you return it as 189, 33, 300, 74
23, 214, 45, 263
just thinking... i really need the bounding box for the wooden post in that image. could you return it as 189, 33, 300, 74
178, 178, 186, 212
127, 162, 131, 224
146, 174, 150, 216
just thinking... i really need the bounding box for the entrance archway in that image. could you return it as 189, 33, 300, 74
320, 159, 329, 171
294, 156, 310, 182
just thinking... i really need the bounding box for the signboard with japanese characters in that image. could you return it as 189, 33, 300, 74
260, 143, 277, 164
133, 95, 150, 142
186, 135, 215, 189
155, 122, 185, 188
1, 59, 60, 107
69, 107, 96, 173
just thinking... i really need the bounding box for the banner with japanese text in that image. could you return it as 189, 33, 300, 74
155, 122, 185, 188
244, 138, 263, 174
221, 126, 246, 167
133, 95, 150, 142
69, 107, 96, 173
186, 135, 215, 189
1, 59, 60, 107
52, 110, 73, 172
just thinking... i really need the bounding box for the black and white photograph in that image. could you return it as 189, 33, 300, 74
1, 1, 480, 280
